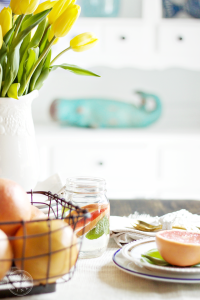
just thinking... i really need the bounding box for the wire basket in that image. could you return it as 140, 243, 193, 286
0, 191, 90, 298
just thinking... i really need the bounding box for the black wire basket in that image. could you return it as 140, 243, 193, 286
0, 191, 90, 298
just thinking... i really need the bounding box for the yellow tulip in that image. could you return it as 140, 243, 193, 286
52, 4, 81, 38
0, 7, 12, 37
34, 0, 57, 15
48, 0, 73, 25
70, 32, 98, 52
10, 0, 40, 15
48, 26, 59, 44
0, 26, 3, 50
13, 15, 19, 23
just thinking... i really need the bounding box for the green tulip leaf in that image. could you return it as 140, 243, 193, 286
35, 68, 50, 90
29, 18, 47, 49
20, 32, 31, 59
43, 49, 51, 69
18, 49, 29, 83
3, 25, 16, 46
18, 47, 39, 96
7, 83, 20, 100
0, 64, 3, 92
39, 26, 51, 55
50, 64, 101, 77
11, 9, 52, 51
26, 47, 39, 76
20, 15, 33, 31
29, 60, 44, 92
29, 49, 51, 92
2, 44, 20, 97
0, 42, 7, 66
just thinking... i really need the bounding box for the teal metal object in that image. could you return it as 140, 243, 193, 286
51, 91, 162, 128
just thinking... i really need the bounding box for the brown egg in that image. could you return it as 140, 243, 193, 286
30, 205, 47, 220
0, 229, 13, 280
0, 178, 31, 236
12, 220, 79, 284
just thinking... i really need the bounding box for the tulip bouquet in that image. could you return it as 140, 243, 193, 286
0, 0, 99, 99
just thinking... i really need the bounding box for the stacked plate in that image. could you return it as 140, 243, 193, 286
112, 238, 200, 283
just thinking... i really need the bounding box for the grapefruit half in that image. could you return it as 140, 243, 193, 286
156, 230, 200, 267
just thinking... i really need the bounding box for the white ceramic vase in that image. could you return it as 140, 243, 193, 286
0, 91, 40, 191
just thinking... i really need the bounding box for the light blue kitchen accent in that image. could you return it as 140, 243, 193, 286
55, 92, 162, 128
79, 0, 121, 17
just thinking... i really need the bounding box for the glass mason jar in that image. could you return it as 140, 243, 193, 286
64, 177, 110, 258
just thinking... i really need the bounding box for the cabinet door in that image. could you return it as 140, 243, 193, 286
52, 143, 157, 198
158, 23, 200, 54
159, 144, 200, 188
104, 23, 154, 55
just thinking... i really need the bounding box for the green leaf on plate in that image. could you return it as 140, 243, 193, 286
50, 63, 100, 77
86, 216, 109, 240
141, 248, 200, 268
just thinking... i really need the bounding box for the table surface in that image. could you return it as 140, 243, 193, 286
110, 199, 200, 216
5, 200, 200, 300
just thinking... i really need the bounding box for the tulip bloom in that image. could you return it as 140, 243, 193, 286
70, 32, 98, 52
48, 26, 59, 45
52, 4, 81, 38
48, 0, 73, 25
10, 0, 40, 15
0, 26, 3, 50
0, 7, 12, 37
34, 0, 57, 15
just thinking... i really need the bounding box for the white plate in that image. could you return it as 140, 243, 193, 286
113, 248, 200, 283
122, 238, 200, 274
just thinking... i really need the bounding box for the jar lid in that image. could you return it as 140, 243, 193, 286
66, 177, 106, 194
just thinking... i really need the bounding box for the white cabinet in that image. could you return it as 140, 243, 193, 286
104, 23, 153, 55
51, 142, 157, 198
158, 22, 200, 55
36, 125, 200, 200
50, 0, 200, 70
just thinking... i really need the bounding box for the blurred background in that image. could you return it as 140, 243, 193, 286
2, 0, 200, 200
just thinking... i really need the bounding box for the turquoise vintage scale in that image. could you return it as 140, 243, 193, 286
51, 91, 162, 128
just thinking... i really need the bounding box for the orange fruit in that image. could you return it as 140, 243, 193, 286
30, 205, 47, 220
0, 179, 31, 236
0, 229, 13, 280
156, 230, 200, 266
12, 219, 78, 284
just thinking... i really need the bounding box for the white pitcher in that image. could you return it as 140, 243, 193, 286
0, 91, 39, 191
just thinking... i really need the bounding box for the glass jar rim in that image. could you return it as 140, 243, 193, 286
65, 176, 106, 194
